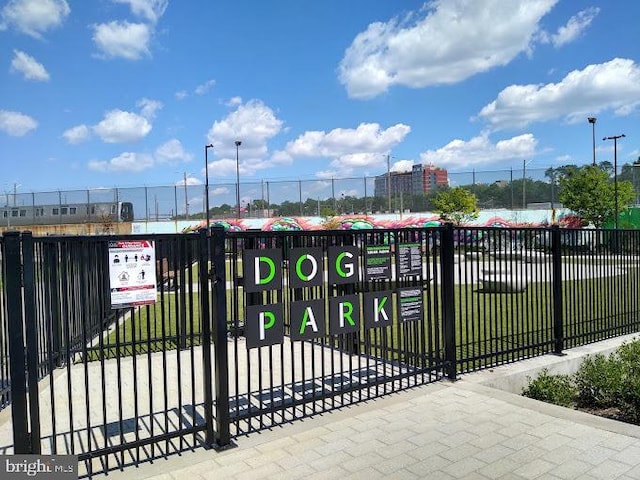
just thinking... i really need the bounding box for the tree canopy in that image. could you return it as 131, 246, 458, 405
432, 187, 479, 225
559, 165, 634, 227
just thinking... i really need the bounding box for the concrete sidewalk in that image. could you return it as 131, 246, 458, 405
106, 377, 640, 480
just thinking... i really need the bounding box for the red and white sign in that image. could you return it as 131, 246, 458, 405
108, 240, 157, 308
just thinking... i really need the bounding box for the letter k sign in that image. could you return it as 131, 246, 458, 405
363, 291, 393, 329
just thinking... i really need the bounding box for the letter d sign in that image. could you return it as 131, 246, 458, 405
243, 249, 282, 292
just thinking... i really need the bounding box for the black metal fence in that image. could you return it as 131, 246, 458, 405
1, 225, 639, 477
223, 228, 447, 436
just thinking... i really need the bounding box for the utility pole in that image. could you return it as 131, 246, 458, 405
588, 117, 597, 166
603, 134, 626, 231
183, 172, 189, 218
387, 154, 391, 213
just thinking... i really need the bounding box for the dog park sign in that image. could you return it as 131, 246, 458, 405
242, 244, 423, 348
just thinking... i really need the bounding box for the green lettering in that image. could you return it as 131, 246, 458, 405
295, 254, 317, 282
340, 301, 355, 327
260, 311, 276, 340
299, 307, 318, 334
335, 251, 354, 278
256, 256, 276, 285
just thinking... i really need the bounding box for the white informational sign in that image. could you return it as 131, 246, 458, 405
108, 240, 157, 309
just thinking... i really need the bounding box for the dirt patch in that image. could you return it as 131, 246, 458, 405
575, 406, 640, 426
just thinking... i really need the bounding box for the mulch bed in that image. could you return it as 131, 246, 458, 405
575, 406, 640, 426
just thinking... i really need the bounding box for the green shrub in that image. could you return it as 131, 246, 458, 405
574, 353, 623, 408
613, 340, 640, 422
615, 340, 640, 372
523, 339, 640, 425
617, 374, 640, 424
522, 369, 577, 408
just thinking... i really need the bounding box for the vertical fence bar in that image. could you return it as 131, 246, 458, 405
21, 232, 41, 453
212, 227, 232, 448
440, 223, 457, 380
4, 231, 31, 453
551, 225, 564, 354
198, 229, 215, 446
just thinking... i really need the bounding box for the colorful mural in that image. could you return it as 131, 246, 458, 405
172, 208, 587, 234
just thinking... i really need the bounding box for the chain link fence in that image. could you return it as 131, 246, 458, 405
2, 166, 638, 225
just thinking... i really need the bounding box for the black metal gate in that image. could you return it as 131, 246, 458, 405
0, 231, 230, 477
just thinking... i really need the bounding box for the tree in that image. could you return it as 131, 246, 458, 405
559, 165, 634, 227
432, 187, 479, 225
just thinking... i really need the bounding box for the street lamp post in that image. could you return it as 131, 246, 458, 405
522, 159, 533, 209
204, 144, 214, 229
603, 134, 625, 230
235, 141, 242, 219
588, 117, 597, 166
386, 154, 391, 213
183, 172, 189, 218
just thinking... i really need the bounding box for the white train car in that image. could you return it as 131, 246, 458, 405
1, 201, 134, 227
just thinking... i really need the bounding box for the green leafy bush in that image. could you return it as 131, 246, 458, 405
618, 375, 640, 424
523, 338, 640, 425
522, 369, 576, 408
614, 340, 640, 422
574, 353, 623, 408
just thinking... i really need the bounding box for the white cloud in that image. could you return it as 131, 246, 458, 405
391, 159, 414, 173
176, 175, 201, 186
281, 123, 411, 177
270, 150, 293, 165
206, 99, 284, 177
176, 79, 218, 100
285, 123, 410, 159
93, 109, 152, 143
539, 7, 599, 47
0, 0, 69, 38
112, 0, 167, 23
195, 78, 216, 95
316, 169, 342, 180
62, 124, 90, 144
226, 96, 242, 107
211, 186, 229, 196
92, 21, 152, 60
88, 152, 154, 172
155, 139, 193, 163
10, 50, 49, 81
137, 97, 162, 120
0, 109, 37, 136
205, 158, 238, 178
478, 58, 640, 129
419, 133, 538, 169
338, 0, 558, 99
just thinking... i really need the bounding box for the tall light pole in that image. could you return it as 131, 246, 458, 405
588, 117, 597, 166
386, 154, 392, 213
603, 134, 626, 230
183, 172, 189, 218
522, 159, 533, 209
204, 144, 214, 228
235, 140, 242, 219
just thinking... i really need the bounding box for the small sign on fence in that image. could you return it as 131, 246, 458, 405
108, 240, 157, 309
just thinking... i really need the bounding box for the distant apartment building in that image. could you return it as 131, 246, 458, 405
374, 164, 448, 198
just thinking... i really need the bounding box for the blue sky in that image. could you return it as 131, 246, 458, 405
1, 0, 639, 199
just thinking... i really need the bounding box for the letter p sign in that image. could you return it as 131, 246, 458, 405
246, 304, 284, 348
